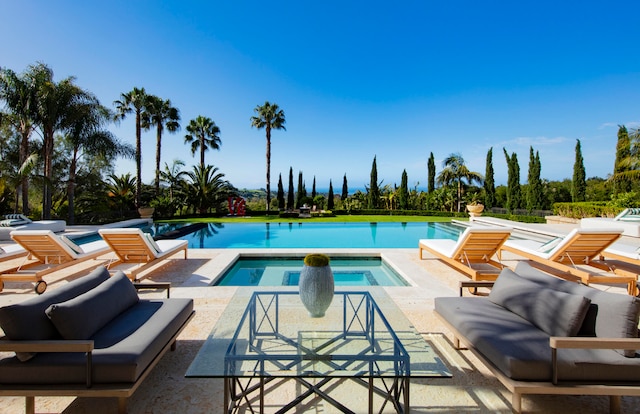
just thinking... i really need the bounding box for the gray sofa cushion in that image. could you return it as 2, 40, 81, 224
435, 296, 553, 380
489, 268, 591, 337
435, 296, 640, 382
514, 262, 640, 357
0, 266, 110, 341
46, 271, 139, 340
0, 298, 194, 384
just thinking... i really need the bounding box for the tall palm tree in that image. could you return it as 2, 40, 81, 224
184, 115, 221, 170
32, 68, 97, 219
437, 153, 483, 212
250, 101, 286, 210
0, 63, 47, 214
143, 95, 180, 196
114, 87, 149, 208
64, 103, 135, 224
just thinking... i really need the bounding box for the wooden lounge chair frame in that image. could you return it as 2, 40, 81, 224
419, 227, 513, 281
1, 230, 109, 294
98, 228, 188, 280
499, 229, 638, 295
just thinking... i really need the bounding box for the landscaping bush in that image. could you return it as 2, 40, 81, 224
553, 202, 620, 219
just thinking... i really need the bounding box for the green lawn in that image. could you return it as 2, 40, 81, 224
159, 215, 466, 224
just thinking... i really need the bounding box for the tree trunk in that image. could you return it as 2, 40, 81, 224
200, 134, 205, 170
135, 111, 142, 208
155, 125, 162, 196
20, 124, 30, 215
42, 127, 53, 219
266, 125, 271, 211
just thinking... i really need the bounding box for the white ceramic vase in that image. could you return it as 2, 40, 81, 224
299, 262, 334, 318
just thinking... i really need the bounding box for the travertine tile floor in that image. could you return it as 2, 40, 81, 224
1, 233, 639, 413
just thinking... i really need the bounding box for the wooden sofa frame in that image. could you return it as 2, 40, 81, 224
0, 283, 195, 414
439, 281, 640, 414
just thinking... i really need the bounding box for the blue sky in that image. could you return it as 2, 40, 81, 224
3, 1, 640, 191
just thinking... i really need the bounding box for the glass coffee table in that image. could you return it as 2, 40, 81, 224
186, 289, 450, 413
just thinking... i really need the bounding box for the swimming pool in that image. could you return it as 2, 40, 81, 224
214, 256, 409, 286
178, 221, 464, 248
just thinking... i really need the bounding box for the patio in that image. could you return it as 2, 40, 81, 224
0, 221, 638, 413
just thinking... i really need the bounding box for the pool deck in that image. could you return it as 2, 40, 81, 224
0, 219, 639, 413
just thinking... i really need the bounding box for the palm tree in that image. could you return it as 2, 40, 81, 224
32, 67, 97, 219
184, 164, 231, 214
105, 173, 136, 215
184, 116, 221, 170
160, 159, 187, 202
437, 153, 483, 212
0, 63, 48, 214
143, 95, 180, 196
250, 101, 286, 210
114, 87, 149, 208
63, 103, 134, 224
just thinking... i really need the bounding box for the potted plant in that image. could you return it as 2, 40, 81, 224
465, 193, 484, 217
298, 254, 334, 317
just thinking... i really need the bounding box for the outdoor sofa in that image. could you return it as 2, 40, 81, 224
435, 261, 640, 413
0, 266, 195, 414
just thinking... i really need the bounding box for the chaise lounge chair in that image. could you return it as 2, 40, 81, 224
0, 244, 27, 263
599, 241, 640, 273
1, 230, 110, 294
580, 208, 640, 238
98, 228, 188, 280
419, 227, 513, 281
499, 228, 638, 295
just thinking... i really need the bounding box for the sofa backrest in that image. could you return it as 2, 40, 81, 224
0, 266, 110, 340
514, 261, 640, 357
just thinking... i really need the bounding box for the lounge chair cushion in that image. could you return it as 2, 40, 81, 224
46, 271, 139, 340
489, 268, 591, 337
514, 262, 640, 357
59, 235, 84, 254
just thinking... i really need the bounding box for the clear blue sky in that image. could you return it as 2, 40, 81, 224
3, 1, 640, 191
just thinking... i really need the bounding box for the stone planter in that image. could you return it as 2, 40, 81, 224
298, 254, 334, 318
466, 204, 484, 217
138, 207, 155, 219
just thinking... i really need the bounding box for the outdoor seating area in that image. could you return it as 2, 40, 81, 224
0, 218, 638, 413
0, 214, 66, 241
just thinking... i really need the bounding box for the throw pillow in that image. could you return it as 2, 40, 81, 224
489, 268, 591, 337
45, 271, 139, 340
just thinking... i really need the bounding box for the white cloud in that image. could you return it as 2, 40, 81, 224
503, 136, 567, 147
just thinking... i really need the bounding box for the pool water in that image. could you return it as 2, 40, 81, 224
180, 221, 464, 248
214, 256, 409, 286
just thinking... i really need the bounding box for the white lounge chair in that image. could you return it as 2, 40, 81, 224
1, 230, 110, 293
98, 228, 188, 280
499, 228, 637, 294
0, 244, 27, 263
580, 208, 640, 238
419, 227, 513, 281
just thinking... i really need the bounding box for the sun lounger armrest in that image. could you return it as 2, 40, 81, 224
0, 337, 94, 387
459, 280, 495, 296
133, 282, 171, 298
550, 337, 640, 384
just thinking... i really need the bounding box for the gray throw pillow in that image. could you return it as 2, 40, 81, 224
46, 271, 139, 340
489, 268, 591, 337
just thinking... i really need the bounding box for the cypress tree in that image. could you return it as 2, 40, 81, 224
613, 125, 632, 193
572, 139, 586, 202
427, 152, 436, 194
312, 176, 316, 199
328, 180, 335, 210
526, 146, 543, 211
503, 148, 521, 212
368, 156, 380, 209
296, 171, 306, 208
398, 169, 409, 209
341, 174, 348, 201
484, 147, 495, 208
286, 167, 294, 210
276, 173, 285, 210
